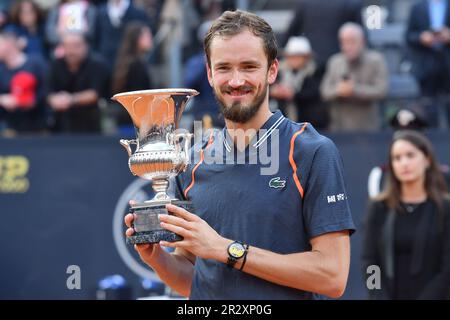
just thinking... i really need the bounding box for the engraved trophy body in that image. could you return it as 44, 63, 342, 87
112, 89, 198, 245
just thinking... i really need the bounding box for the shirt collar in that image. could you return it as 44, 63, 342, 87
222, 110, 285, 152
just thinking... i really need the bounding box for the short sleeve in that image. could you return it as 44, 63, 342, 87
302, 138, 356, 239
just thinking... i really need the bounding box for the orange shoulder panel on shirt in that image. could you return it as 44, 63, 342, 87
289, 123, 308, 198
183, 131, 214, 198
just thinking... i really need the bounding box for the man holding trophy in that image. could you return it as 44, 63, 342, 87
119, 10, 355, 299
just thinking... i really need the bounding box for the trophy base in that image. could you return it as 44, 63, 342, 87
126, 199, 195, 245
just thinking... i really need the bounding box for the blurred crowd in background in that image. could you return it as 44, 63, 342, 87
0, 0, 449, 137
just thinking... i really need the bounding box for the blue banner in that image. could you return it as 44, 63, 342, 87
1, 132, 449, 299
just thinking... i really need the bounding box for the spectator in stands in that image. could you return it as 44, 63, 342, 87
320, 23, 388, 132
270, 36, 329, 130
111, 21, 154, 133
47, 32, 109, 133
45, 0, 97, 58
4, 0, 47, 59
405, 0, 450, 127
95, 0, 152, 69
0, 29, 46, 135
362, 130, 450, 299
183, 20, 223, 130
283, 0, 363, 69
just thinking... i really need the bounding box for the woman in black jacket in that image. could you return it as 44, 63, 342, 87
362, 130, 450, 299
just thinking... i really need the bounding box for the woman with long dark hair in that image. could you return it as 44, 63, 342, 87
362, 130, 450, 299
112, 21, 153, 94
111, 21, 153, 130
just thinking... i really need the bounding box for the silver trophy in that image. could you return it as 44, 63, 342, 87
112, 89, 198, 245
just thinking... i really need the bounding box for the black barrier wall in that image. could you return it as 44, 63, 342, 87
1, 132, 449, 299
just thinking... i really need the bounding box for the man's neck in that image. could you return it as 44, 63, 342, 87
224, 101, 273, 147
347, 51, 364, 65
66, 59, 83, 73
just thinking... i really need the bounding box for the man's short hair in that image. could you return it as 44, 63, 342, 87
338, 22, 365, 40
203, 10, 278, 68
60, 30, 89, 45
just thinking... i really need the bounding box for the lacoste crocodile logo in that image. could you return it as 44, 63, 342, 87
269, 177, 286, 189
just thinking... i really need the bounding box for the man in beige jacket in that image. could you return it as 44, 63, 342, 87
320, 23, 388, 132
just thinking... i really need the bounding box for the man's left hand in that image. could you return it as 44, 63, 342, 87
159, 204, 228, 261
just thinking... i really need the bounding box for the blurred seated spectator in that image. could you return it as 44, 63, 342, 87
95, 0, 152, 70
283, 0, 363, 70
47, 32, 109, 133
4, 0, 47, 59
406, 0, 450, 127
111, 21, 154, 134
183, 20, 223, 130
270, 36, 329, 130
45, 0, 97, 58
0, 29, 47, 135
320, 23, 388, 132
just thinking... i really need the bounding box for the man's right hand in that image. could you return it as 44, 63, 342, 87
124, 201, 161, 265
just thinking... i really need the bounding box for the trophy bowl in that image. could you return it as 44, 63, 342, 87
112, 88, 198, 245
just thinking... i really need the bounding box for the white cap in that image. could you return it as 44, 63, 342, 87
284, 36, 312, 56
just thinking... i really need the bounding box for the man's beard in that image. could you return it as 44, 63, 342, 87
214, 82, 268, 124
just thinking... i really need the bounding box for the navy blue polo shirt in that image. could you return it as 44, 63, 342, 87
177, 110, 355, 300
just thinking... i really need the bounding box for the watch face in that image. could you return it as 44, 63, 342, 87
228, 242, 245, 258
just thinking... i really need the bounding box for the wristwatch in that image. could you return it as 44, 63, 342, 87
227, 241, 247, 268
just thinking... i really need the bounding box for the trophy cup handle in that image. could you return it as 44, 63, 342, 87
169, 132, 193, 162
120, 139, 137, 157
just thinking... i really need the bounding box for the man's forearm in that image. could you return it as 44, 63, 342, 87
214, 232, 350, 298
72, 90, 98, 107
237, 248, 346, 298
147, 246, 195, 297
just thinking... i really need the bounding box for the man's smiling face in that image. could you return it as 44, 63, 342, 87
207, 29, 278, 123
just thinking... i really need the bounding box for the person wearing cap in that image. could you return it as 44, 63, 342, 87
320, 22, 388, 132
270, 36, 328, 129
0, 29, 46, 135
